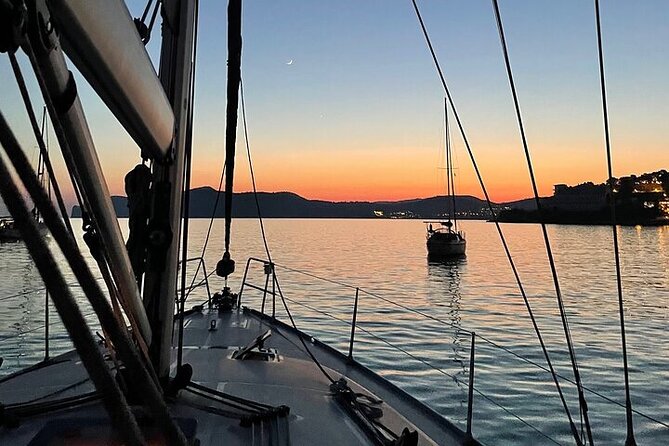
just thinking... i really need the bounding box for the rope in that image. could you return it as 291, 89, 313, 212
188, 381, 273, 411
237, 75, 339, 385
407, 1, 582, 442
490, 2, 592, 443
0, 111, 187, 446
276, 294, 562, 445
241, 80, 272, 261
593, 2, 636, 444
5, 391, 101, 419
269, 273, 335, 384
264, 261, 669, 430
7, 376, 92, 405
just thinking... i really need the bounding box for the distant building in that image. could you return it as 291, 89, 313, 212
553, 184, 568, 194
549, 182, 607, 212
616, 170, 669, 220
501, 170, 668, 224
632, 180, 664, 193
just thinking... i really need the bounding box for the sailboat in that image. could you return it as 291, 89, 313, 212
426, 98, 466, 257
0, 108, 49, 242
0, 1, 479, 445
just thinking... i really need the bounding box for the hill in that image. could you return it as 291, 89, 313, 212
70, 187, 498, 219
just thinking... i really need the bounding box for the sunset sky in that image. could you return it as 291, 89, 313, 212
0, 0, 667, 209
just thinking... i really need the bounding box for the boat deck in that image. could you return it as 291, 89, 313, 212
0, 306, 473, 445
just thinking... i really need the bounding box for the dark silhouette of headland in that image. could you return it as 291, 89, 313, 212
497, 170, 669, 226
68, 170, 668, 226
71, 189, 498, 219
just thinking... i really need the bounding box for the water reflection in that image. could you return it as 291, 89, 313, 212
0, 240, 47, 368
427, 257, 468, 400
1, 219, 668, 444
427, 253, 466, 265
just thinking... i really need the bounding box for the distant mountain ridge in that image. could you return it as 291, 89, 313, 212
70, 187, 498, 219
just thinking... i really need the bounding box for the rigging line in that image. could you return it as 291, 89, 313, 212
184, 270, 216, 301
448, 113, 458, 232
0, 277, 106, 303
284, 278, 669, 428
10, 376, 93, 406
276, 261, 580, 370
140, 0, 154, 23
188, 381, 274, 411
240, 73, 340, 385
0, 112, 187, 446
178, 0, 199, 369
7, 392, 101, 418
444, 97, 451, 219
37, 108, 45, 197
185, 164, 225, 295
276, 262, 358, 290
145, 0, 161, 42
0, 287, 47, 302
184, 387, 260, 415
42, 106, 51, 361
184, 387, 257, 416
490, 2, 593, 444
408, 0, 582, 442
7, 52, 75, 238
279, 294, 562, 446
261, 264, 669, 430
0, 119, 146, 446
593, 1, 636, 444
272, 272, 336, 384
240, 79, 272, 261
271, 285, 406, 446
445, 98, 458, 230
373, 335, 564, 445
0, 309, 98, 343
238, 75, 338, 387
178, 399, 244, 420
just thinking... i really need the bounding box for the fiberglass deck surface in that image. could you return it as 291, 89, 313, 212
0, 307, 470, 445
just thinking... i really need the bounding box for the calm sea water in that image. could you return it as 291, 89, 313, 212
0, 218, 667, 445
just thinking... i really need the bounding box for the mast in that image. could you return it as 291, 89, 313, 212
142, 0, 197, 379
34, 108, 48, 221
444, 97, 457, 231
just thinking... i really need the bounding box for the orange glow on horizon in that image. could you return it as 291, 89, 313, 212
187, 144, 597, 204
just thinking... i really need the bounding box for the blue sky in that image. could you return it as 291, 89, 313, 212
0, 0, 667, 212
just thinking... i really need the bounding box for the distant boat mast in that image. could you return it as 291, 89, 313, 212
444, 97, 457, 231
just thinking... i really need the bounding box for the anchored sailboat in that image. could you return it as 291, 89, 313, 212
0, 107, 49, 242
426, 97, 466, 257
